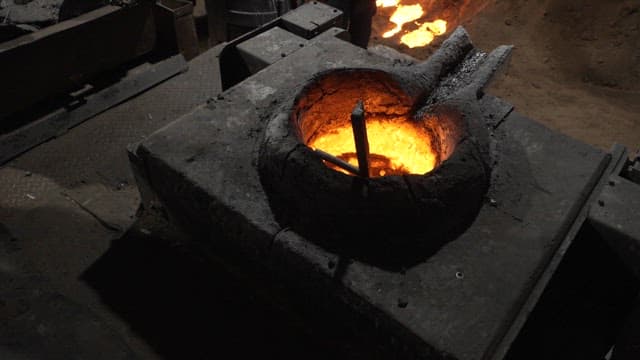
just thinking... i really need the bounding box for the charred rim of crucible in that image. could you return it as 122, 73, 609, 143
292, 69, 462, 179
258, 67, 491, 264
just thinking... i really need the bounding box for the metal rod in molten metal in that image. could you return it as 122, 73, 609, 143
351, 100, 370, 178
313, 149, 360, 176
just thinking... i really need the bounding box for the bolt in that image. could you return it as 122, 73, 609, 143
456, 271, 464, 279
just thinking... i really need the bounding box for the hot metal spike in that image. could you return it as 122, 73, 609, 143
351, 100, 370, 178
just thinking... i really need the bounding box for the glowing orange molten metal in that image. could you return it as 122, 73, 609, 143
377, 1, 448, 48
382, 4, 424, 38
401, 19, 447, 48
297, 71, 439, 177
309, 118, 437, 177
375, 0, 399, 7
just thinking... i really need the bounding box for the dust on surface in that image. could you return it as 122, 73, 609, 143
372, 0, 640, 151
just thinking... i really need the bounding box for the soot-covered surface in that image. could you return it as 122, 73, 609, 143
259, 71, 490, 265
130, 30, 609, 359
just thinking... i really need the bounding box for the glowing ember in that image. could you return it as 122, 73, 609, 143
309, 118, 437, 177
401, 19, 448, 48
382, 4, 424, 38
376, 0, 399, 7
377, 1, 448, 48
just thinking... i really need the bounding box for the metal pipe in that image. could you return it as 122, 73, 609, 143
351, 100, 370, 178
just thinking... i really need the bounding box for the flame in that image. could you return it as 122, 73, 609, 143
309, 117, 437, 177
376, 0, 399, 7
377, 1, 448, 48
382, 4, 424, 38
400, 19, 447, 48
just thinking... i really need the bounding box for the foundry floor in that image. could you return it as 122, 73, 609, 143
0, 44, 223, 359
0, 41, 353, 360
1, 2, 639, 357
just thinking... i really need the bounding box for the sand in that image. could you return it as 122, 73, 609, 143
372, 0, 640, 152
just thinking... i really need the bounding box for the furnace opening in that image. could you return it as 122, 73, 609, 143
292, 69, 462, 178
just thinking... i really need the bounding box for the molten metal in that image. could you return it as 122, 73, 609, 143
377, 1, 448, 48
382, 4, 424, 38
375, 0, 399, 7
308, 117, 437, 177
401, 19, 448, 48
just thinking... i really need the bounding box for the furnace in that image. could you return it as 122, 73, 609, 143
258, 29, 503, 265
129, 23, 618, 360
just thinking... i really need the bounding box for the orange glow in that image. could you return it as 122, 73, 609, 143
377, 1, 448, 48
309, 117, 437, 177
382, 4, 424, 38
400, 19, 447, 48
376, 0, 399, 7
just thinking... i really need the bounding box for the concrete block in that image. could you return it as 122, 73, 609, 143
236, 26, 308, 74
281, 1, 344, 39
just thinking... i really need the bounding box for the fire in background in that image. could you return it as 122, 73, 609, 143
376, 0, 448, 48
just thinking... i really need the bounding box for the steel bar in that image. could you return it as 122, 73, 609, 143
350, 100, 370, 178
314, 149, 360, 175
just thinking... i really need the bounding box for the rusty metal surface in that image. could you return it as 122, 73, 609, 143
130, 34, 609, 359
